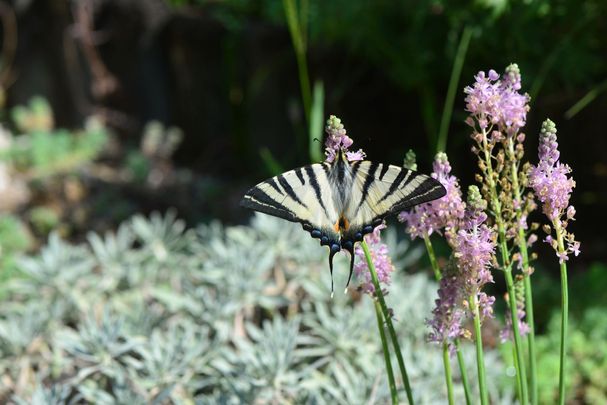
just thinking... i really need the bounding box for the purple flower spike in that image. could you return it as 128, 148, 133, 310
529, 120, 575, 222
354, 223, 394, 294
452, 186, 496, 317
428, 270, 467, 353
324, 115, 365, 163
464, 64, 530, 135
426, 186, 496, 352
399, 152, 465, 242
529, 119, 580, 262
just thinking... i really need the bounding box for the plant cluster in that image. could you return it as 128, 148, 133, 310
0, 210, 511, 403
390, 64, 579, 404
319, 62, 579, 404
3, 97, 107, 178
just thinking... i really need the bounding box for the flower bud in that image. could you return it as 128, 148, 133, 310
403, 149, 417, 171
466, 185, 487, 211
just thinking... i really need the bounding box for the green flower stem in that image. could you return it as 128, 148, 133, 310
455, 340, 473, 405
554, 221, 569, 405
443, 343, 455, 405
471, 294, 489, 405
423, 234, 442, 280
361, 240, 415, 405
480, 129, 529, 404
282, 0, 312, 123
506, 138, 538, 405
423, 234, 472, 405
375, 300, 398, 404
436, 26, 472, 153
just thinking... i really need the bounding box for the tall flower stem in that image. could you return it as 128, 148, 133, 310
282, 0, 311, 123
443, 343, 455, 405
374, 300, 398, 404
554, 221, 569, 405
471, 294, 489, 405
480, 129, 529, 404
424, 234, 472, 405
455, 340, 473, 405
423, 235, 442, 281
362, 240, 415, 405
506, 137, 538, 404
436, 26, 472, 153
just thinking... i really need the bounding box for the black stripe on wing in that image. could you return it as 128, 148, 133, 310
240, 186, 297, 222
378, 168, 412, 203
295, 167, 306, 186
277, 174, 307, 208
389, 176, 446, 213
304, 165, 331, 219
355, 161, 379, 215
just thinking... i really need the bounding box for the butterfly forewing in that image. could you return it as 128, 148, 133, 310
342, 161, 446, 237
241, 164, 341, 242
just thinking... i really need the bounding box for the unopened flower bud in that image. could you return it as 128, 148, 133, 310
517, 133, 526, 143
467, 185, 487, 211
403, 149, 417, 171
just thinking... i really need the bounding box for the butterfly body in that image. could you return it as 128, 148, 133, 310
241, 151, 446, 292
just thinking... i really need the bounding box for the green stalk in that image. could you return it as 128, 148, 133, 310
423, 234, 442, 281
308, 81, 325, 162
436, 26, 472, 153
506, 138, 538, 404
375, 300, 398, 404
564, 79, 607, 119
454, 340, 473, 405
282, 0, 312, 123
554, 221, 569, 405
423, 234, 472, 405
443, 343, 455, 405
480, 129, 529, 404
471, 294, 489, 405
362, 240, 415, 405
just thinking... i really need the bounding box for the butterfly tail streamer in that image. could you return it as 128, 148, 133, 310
328, 252, 334, 298
344, 246, 355, 293
328, 244, 341, 298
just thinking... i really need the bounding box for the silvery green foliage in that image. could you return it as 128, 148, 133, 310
12, 382, 73, 405
1, 212, 511, 403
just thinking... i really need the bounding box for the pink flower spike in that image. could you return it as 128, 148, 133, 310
324, 115, 365, 163
353, 223, 394, 295
529, 119, 580, 262
399, 152, 465, 242
346, 149, 366, 162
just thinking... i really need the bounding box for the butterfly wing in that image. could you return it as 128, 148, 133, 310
341, 161, 446, 242
241, 159, 446, 295
240, 163, 342, 248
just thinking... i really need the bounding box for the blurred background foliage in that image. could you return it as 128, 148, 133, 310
0, 0, 605, 402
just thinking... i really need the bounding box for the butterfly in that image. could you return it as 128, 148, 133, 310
241, 150, 446, 294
